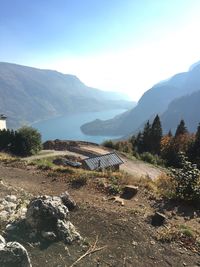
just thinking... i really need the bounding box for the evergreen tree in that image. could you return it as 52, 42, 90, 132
188, 123, 200, 166
150, 115, 162, 154
175, 119, 188, 138
142, 120, 152, 152
167, 130, 173, 137
135, 131, 144, 153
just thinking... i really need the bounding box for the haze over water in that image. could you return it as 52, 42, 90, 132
32, 109, 125, 144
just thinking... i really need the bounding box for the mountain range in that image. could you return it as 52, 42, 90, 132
81, 61, 200, 136
0, 62, 135, 128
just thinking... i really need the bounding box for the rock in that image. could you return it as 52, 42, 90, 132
26, 195, 69, 230
151, 212, 167, 226
0, 240, 32, 267
0, 210, 9, 220
41, 231, 57, 241
60, 191, 77, 211
5, 195, 17, 203
121, 185, 138, 199
25, 194, 81, 244
0, 235, 5, 244
57, 220, 81, 244
6, 224, 17, 232
4, 202, 16, 212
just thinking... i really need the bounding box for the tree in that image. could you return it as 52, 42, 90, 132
188, 123, 200, 167
150, 115, 162, 154
167, 130, 173, 137
175, 119, 188, 138
142, 120, 152, 152
134, 131, 144, 153
12, 126, 42, 156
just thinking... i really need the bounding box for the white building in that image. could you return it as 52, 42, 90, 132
0, 114, 7, 130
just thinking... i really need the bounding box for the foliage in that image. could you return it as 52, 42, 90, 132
171, 152, 200, 204
108, 176, 122, 195
102, 139, 115, 149
133, 114, 163, 155
155, 173, 176, 199
13, 126, 42, 156
0, 126, 42, 156
175, 119, 188, 138
151, 115, 162, 154
139, 152, 165, 166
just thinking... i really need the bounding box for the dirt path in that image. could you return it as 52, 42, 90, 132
23, 147, 164, 179
23, 149, 86, 161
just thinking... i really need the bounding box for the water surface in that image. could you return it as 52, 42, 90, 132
32, 109, 125, 144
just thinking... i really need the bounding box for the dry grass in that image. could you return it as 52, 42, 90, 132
154, 173, 176, 198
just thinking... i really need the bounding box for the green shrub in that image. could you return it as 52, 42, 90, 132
12, 126, 42, 156
171, 152, 200, 204
102, 140, 115, 149
140, 152, 157, 164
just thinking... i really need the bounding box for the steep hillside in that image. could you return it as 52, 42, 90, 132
161, 90, 200, 133
0, 62, 134, 128
81, 62, 200, 136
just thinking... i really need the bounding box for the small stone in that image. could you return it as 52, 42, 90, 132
0, 235, 5, 244
5, 195, 17, 203
60, 191, 77, 211
150, 240, 156, 245
132, 241, 138, 246
41, 231, 57, 241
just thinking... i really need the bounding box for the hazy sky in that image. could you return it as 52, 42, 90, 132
1, 0, 200, 100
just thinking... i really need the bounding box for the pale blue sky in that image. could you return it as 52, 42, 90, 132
1, 0, 200, 100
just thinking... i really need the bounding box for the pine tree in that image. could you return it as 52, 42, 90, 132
143, 120, 152, 152
189, 123, 200, 166
150, 115, 162, 154
167, 130, 173, 137
135, 131, 144, 153
175, 119, 188, 138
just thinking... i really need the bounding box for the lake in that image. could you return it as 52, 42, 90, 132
32, 109, 125, 144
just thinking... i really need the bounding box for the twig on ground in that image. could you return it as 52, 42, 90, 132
69, 236, 106, 267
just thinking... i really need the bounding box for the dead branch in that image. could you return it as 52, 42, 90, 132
69, 236, 106, 267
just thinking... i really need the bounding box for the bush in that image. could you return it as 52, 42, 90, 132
102, 140, 115, 149
140, 152, 157, 164
171, 152, 200, 204
13, 126, 42, 156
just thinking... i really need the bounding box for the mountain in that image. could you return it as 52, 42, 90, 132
0, 62, 135, 128
81, 61, 200, 136
161, 90, 200, 133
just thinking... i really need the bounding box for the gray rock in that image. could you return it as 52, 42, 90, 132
0, 235, 5, 244
26, 195, 69, 230
0, 241, 32, 267
60, 191, 77, 211
25, 194, 81, 243
41, 231, 57, 241
5, 195, 17, 203
57, 220, 81, 244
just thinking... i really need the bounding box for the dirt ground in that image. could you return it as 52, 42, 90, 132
0, 161, 200, 267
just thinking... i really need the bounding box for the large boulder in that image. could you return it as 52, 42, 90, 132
0, 236, 32, 267
25, 194, 81, 243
